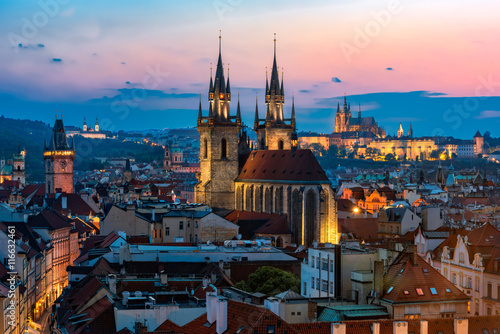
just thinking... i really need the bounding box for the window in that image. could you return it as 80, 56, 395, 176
311, 277, 314, 289
165, 227, 170, 236
187, 222, 190, 228
467, 277, 472, 289
330, 281, 333, 294
278, 140, 284, 150
330, 260, 334, 272
195, 221, 198, 228
266, 325, 275, 334
387, 287, 393, 294
203, 138, 208, 159
322, 280, 328, 292
316, 257, 320, 268
195, 234, 198, 242
430, 288, 437, 295
303, 282, 307, 295
179, 221, 184, 230
311, 256, 315, 268
488, 283, 492, 298
416, 288, 424, 296
221, 138, 227, 158
291, 312, 295, 316
476, 278, 480, 292
297, 312, 301, 315
404, 290, 410, 295
322, 258, 328, 271
452, 273, 457, 284
316, 278, 320, 290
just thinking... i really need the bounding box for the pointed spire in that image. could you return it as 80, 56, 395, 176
265, 103, 271, 121
83, 117, 87, 125
291, 95, 296, 130
214, 32, 225, 94
270, 33, 280, 95
198, 94, 203, 120
209, 63, 214, 93
265, 67, 269, 95
343, 93, 347, 111
358, 103, 361, 119
280, 68, 284, 96
226, 65, 231, 95
208, 102, 213, 119
254, 95, 259, 125
236, 92, 241, 120
337, 102, 340, 112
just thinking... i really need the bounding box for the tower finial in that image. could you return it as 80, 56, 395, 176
219, 30, 221, 54
274, 33, 276, 57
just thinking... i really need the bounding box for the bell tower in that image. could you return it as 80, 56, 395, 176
44, 117, 75, 194
195, 33, 241, 211
254, 34, 295, 150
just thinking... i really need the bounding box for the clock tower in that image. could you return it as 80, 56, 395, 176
44, 117, 75, 194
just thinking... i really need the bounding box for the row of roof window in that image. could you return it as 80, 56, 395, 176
387, 287, 451, 295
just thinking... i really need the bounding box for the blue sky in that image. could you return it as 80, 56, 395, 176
1, 0, 499, 138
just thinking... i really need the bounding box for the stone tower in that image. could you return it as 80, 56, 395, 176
397, 123, 404, 138
473, 130, 484, 156
254, 35, 295, 150
44, 117, 75, 194
95, 117, 99, 132
83, 117, 87, 132
334, 95, 350, 133
195, 34, 241, 211
12, 148, 26, 187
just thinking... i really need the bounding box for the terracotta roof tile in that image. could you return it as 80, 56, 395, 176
237, 149, 329, 183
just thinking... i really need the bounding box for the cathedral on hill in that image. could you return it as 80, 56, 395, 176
195, 35, 338, 247
334, 96, 385, 138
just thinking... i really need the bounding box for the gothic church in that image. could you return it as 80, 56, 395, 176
195, 36, 338, 246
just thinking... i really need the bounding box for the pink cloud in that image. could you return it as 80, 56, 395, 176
476, 110, 500, 119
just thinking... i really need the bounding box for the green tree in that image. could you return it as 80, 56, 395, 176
235, 266, 300, 295
385, 153, 395, 161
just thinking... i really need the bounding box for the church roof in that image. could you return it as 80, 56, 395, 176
348, 116, 375, 126
473, 130, 482, 138
46, 118, 73, 151
236, 149, 329, 183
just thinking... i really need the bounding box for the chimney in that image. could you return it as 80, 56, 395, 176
393, 321, 408, 334
108, 274, 117, 295
407, 244, 418, 265
61, 195, 67, 209
160, 272, 168, 285
454, 319, 468, 334
122, 291, 130, 306
373, 261, 384, 298
420, 320, 428, 334
371, 322, 380, 334
216, 298, 228, 334
331, 323, 346, 334
206, 293, 218, 324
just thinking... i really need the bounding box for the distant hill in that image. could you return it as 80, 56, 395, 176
0, 116, 164, 182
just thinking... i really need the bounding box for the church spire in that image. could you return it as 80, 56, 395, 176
236, 92, 241, 122
358, 103, 361, 119
408, 123, 413, 137
343, 93, 347, 112
265, 67, 269, 95
197, 94, 203, 125
291, 95, 296, 130
254, 95, 259, 129
209, 64, 214, 93
269, 33, 280, 95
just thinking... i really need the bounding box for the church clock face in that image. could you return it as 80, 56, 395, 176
60, 160, 67, 171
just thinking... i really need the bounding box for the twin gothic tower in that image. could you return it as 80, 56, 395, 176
195, 34, 297, 210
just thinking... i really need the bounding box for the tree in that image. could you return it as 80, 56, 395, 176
385, 153, 395, 161
326, 145, 339, 158
235, 266, 300, 295
429, 150, 440, 160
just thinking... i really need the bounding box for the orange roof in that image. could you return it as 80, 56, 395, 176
382, 251, 469, 304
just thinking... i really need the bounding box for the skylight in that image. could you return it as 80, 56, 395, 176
430, 287, 437, 295
404, 290, 409, 295
387, 287, 394, 294
446, 288, 451, 293
416, 288, 424, 296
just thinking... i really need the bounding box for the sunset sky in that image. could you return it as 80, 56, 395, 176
1, 0, 500, 137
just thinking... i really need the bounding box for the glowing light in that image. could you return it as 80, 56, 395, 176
353, 207, 360, 213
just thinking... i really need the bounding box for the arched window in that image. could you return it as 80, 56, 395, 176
203, 138, 208, 159
305, 190, 317, 247
291, 189, 303, 245
278, 139, 284, 150
221, 138, 227, 159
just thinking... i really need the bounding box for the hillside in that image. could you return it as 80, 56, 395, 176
0, 116, 164, 182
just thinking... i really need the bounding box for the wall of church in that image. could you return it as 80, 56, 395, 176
235, 181, 338, 246
266, 127, 293, 150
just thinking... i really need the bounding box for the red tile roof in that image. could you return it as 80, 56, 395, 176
225, 210, 290, 236
382, 251, 469, 304
237, 149, 329, 183
338, 218, 379, 241
27, 208, 73, 230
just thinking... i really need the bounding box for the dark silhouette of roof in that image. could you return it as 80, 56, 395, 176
237, 149, 328, 183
